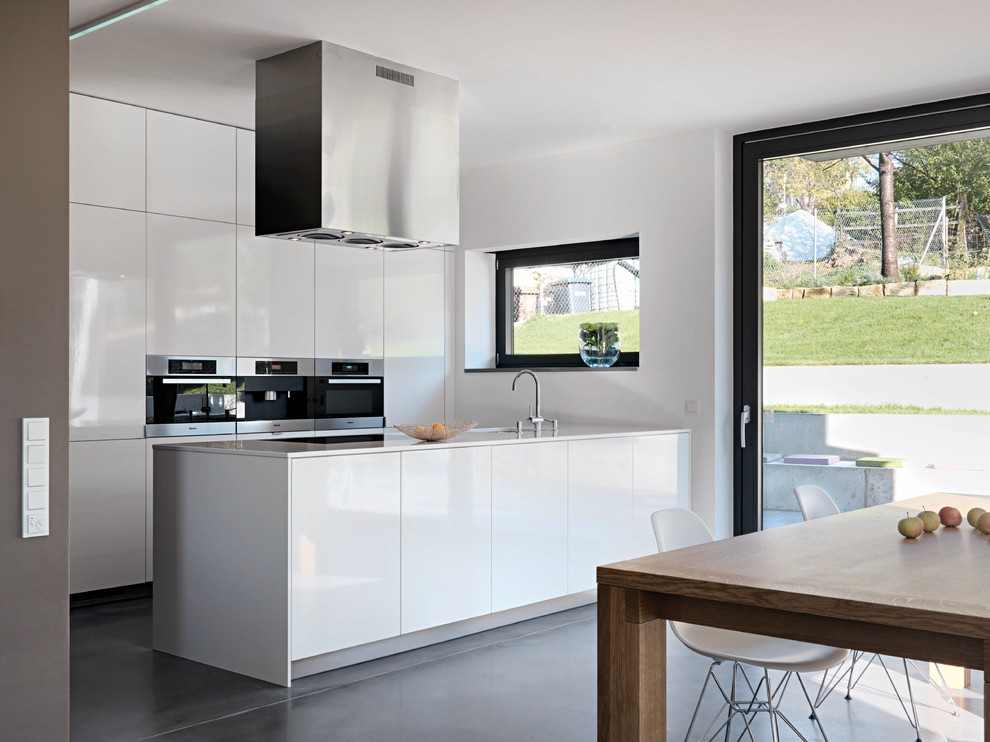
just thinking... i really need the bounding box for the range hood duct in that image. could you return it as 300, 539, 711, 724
256, 41, 459, 249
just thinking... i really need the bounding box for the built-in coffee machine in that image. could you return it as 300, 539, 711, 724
235, 357, 315, 435
146, 355, 238, 437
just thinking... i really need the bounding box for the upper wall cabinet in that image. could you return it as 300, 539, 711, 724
236, 129, 255, 226
70, 94, 146, 212
70, 204, 147, 441
237, 228, 314, 358
147, 111, 236, 223
315, 245, 384, 359
147, 214, 237, 356
384, 248, 446, 423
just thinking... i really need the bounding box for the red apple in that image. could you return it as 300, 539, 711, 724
968, 507, 987, 528
897, 514, 924, 539
939, 506, 963, 527
977, 512, 990, 535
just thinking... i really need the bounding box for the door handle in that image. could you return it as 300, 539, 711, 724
740, 405, 751, 448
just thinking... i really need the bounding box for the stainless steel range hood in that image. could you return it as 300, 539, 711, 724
256, 41, 459, 249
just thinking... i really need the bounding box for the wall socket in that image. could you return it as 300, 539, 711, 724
27, 513, 48, 534
684, 400, 700, 414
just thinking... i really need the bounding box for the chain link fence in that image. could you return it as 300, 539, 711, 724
763, 199, 990, 288
512, 257, 640, 322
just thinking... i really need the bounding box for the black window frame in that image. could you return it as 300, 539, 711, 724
734, 92, 990, 537
494, 236, 640, 369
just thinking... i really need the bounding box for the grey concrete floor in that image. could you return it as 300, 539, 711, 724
71, 597, 984, 741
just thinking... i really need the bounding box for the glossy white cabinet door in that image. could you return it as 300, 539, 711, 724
491, 441, 569, 612
70, 439, 147, 593
632, 433, 691, 558
145, 434, 236, 582
236, 129, 255, 226
400, 447, 492, 633
147, 214, 236, 356
70, 94, 146, 211
237, 228, 314, 357
384, 248, 445, 424
291, 454, 401, 659
315, 244, 384, 359
147, 110, 236, 223
566, 438, 634, 593
70, 204, 147, 441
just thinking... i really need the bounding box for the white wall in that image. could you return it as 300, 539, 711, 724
454, 129, 734, 536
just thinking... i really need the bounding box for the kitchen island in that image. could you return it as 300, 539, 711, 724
153, 424, 690, 686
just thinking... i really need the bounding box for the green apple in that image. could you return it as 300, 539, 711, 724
967, 507, 987, 528
897, 514, 924, 539
917, 508, 940, 533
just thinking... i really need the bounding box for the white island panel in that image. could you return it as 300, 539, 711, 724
291, 453, 401, 659
491, 441, 569, 612
401, 446, 492, 633
632, 432, 691, 557
567, 437, 634, 593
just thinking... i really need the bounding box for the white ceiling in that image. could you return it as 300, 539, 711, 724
69, 0, 990, 170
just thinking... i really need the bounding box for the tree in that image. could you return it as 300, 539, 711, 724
762, 156, 867, 220
860, 153, 900, 281
892, 139, 990, 256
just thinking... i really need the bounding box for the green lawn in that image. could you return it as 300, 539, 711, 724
513, 310, 639, 354
764, 295, 990, 366
769, 403, 989, 415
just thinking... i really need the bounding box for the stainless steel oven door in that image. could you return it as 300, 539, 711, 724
313, 359, 385, 430
146, 356, 238, 437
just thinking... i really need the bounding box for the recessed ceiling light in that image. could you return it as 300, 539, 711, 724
69, 0, 170, 41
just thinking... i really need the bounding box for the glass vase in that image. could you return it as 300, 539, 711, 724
579, 322, 620, 368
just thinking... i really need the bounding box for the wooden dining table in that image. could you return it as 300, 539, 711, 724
597, 493, 990, 741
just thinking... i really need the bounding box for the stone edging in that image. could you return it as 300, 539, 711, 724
765, 279, 990, 300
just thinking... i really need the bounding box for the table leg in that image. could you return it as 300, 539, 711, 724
598, 585, 665, 742
984, 640, 990, 742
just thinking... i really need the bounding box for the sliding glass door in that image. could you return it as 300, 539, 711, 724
734, 94, 990, 535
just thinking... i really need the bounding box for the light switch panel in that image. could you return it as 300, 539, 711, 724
22, 417, 49, 538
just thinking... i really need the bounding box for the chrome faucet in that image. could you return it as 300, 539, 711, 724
511, 370, 558, 433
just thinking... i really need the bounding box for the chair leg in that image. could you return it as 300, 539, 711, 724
764, 669, 782, 742
796, 673, 830, 742
683, 661, 719, 742
901, 659, 922, 742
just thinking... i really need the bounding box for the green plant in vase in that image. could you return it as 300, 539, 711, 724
579, 322, 620, 368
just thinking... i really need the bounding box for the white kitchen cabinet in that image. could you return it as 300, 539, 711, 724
315, 244, 384, 359
147, 213, 236, 356
290, 453, 401, 659
70, 94, 146, 212
236, 227, 314, 357
236, 129, 255, 226
69, 204, 147, 441
145, 434, 235, 582
400, 447, 492, 633
384, 248, 446, 424
147, 110, 236, 223
491, 441, 569, 612
566, 438, 634, 593
70, 439, 147, 593
632, 432, 691, 557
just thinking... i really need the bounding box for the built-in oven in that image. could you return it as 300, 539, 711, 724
313, 358, 385, 430
146, 355, 238, 437
235, 357, 315, 435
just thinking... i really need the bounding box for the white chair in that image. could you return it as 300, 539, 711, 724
792, 485, 958, 739
651, 509, 849, 742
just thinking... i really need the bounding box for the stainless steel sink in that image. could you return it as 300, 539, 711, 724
469, 427, 520, 434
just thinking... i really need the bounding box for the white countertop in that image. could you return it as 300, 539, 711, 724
152, 424, 689, 459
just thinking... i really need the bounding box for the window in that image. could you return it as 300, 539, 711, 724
494, 236, 640, 368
